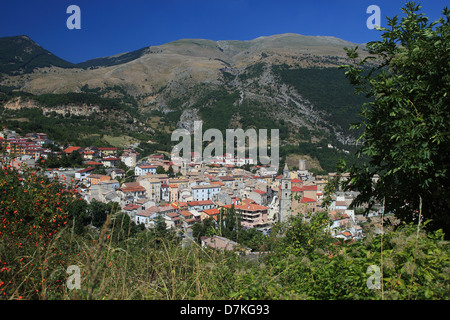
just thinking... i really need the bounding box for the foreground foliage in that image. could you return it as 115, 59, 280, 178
1, 165, 448, 300
340, 2, 450, 237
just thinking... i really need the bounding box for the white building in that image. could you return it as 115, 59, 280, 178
135, 164, 157, 176
121, 152, 137, 168
191, 184, 221, 201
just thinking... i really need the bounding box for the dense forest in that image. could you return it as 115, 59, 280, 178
272, 65, 368, 136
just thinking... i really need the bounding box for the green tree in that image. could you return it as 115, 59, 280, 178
340, 3, 450, 237
156, 165, 165, 174
166, 165, 174, 178
192, 217, 215, 243
67, 198, 90, 234
69, 150, 83, 166
89, 200, 118, 228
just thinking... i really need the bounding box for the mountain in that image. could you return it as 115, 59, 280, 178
0, 33, 370, 172
0, 36, 75, 75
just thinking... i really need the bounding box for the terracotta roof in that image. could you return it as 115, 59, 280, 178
179, 210, 193, 217
301, 197, 316, 203
138, 165, 156, 169
123, 204, 141, 210
120, 182, 145, 193
241, 198, 255, 205
166, 212, 180, 218
203, 208, 220, 216
76, 167, 95, 173
223, 203, 268, 211
252, 189, 266, 195
64, 146, 82, 154
187, 200, 214, 207
192, 184, 221, 189
342, 231, 352, 237
301, 185, 317, 191
219, 176, 234, 181
86, 161, 103, 166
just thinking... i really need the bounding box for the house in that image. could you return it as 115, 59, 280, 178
75, 167, 95, 180
101, 157, 120, 168
100, 179, 120, 191
335, 196, 348, 213
118, 182, 147, 204
87, 174, 110, 185
349, 225, 363, 239
165, 211, 182, 229
135, 164, 157, 176
187, 200, 215, 212
223, 203, 269, 229
291, 178, 302, 188
335, 231, 353, 241
135, 210, 156, 228
218, 175, 235, 187
139, 178, 161, 203
298, 197, 317, 215
97, 147, 118, 157
290, 185, 318, 215
82, 150, 95, 160
191, 184, 221, 201
178, 210, 197, 226
121, 152, 137, 168
63, 146, 83, 155
200, 208, 221, 221
123, 204, 141, 219
136, 198, 156, 210
85, 161, 103, 167
200, 235, 251, 254
248, 189, 268, 205
160, 183, 170, 202
169, 184, 179, 203
111, 169, 125, 180
329, 211, 351, 232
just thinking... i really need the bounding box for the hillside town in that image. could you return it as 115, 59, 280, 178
0, 128, 384, 251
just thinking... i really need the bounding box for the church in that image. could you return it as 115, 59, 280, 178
278, 164, 318, 222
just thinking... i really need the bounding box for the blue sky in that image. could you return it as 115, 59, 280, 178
0, 0, 448, 63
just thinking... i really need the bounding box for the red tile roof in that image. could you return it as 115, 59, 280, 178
203, 208, 220, 216
252, 189, 266, 194
76, 167, 95, 173
64, 146, 82, 154
223, 204, 268, 211
86, 161, 103, 166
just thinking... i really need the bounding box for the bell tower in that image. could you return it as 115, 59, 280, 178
279, 163, 291, 223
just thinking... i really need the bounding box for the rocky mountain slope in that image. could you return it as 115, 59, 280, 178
0, 33, 370, 154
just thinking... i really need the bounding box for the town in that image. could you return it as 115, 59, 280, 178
0, 128, 384, 252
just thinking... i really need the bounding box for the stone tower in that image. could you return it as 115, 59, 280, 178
278, 163, 292, 223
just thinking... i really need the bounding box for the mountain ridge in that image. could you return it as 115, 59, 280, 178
0, 32, 369, 169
